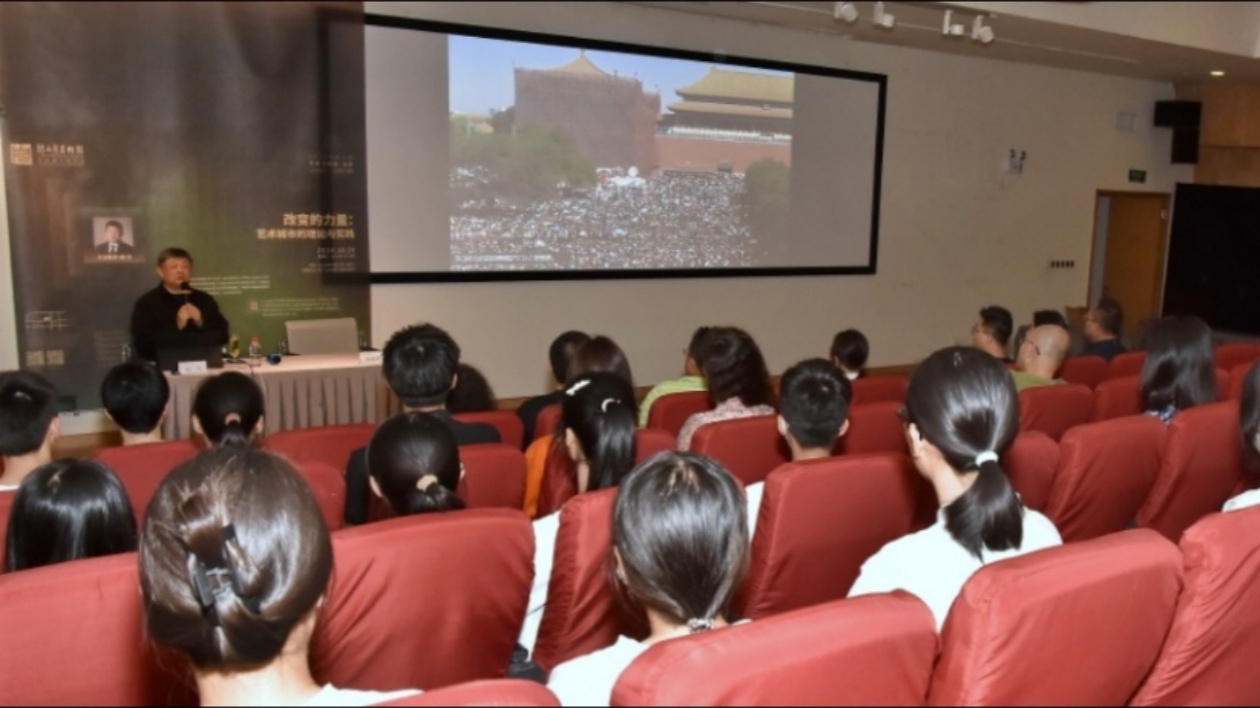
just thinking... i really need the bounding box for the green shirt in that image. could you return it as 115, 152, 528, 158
638, 375, 708, 427
1010, 370, 1064, 392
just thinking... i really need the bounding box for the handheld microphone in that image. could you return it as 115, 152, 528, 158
179, 281, 192, 304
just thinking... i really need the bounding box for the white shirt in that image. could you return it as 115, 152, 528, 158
848, 506, 1062, 629
547, 635, 647, 707
299, 685, 419, 706
1223, 488, 1260, 513
745, 480, 765, 540
519, 511, 561, 653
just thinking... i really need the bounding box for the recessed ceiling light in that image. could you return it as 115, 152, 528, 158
1211, 70, 1226, 77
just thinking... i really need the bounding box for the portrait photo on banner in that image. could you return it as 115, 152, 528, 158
89, 215, 139, 263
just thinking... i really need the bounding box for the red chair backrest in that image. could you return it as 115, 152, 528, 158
1043, 415, 1166, 542
0, 489, 16, 572
452, 411, 524, 450
535, 431, 673, 519
262, 422, 374, 470
834, 401, 906, 456
1057, 355, 1108, 389
1136, 401, 1244, 542
929, 530, 1182, 706
689, 414, 787, 486
533, 403, 561, 442
1131, 505, 1260, 705
736, 454, 918, 619
613, 592, 936, 707
95, 439, 201, 523
532, 488, 647, 672
1018, 383, 1093, 441
1214, 366, 1229, 401
311, 509, 533, 690
294, 460, 347, 532
634, 428, 675, 461
0, 552, 196, 704
375, 679, 559, 706
1214, 341, 1260, 373
1004, 430, 1059, 513
644, 390, 711, 437
1107, 350, 1145, 379
1091, 375, 1143, 421
458, 443, 527, 510
849, 375, 907, 406
1230, 361, 1254, 400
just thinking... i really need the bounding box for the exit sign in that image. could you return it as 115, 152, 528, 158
1128, 169, 1147, 184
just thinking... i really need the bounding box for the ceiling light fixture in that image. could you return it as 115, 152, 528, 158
972, 15, 995, 44
942, 10, 965, 37
873, 1, 896, 29
833, 1, 858, 23
1210, 70, 1226, 77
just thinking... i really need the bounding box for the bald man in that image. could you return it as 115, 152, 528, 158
1011, 324, 1069, 391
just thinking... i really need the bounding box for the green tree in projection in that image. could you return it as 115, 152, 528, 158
741, 157, 790, 261
450, 116, 594, 207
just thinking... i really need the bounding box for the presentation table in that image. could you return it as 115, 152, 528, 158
161, 353, 398, 440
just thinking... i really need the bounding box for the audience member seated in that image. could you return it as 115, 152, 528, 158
971, 305, 1014, 364
1140, 315, 1217, 425
746, 359, 851, 538
447, 363, 497, 414
191, 371, 265, 447
100, 360, 170, 446
1224, 360, 1260, 512
547, 452, 748, 707
3, 458, 136, 572
344, 324, 499, 526
638, 327, 710, 428
0, 371, 59, 491
367, 412, 466, 517
521, 372, 638, 656
1082, 297, 1127, 361
1033, 309, 1068, 328
677, 327, 774, 451
517, 331, 590, 445
1010, 324, 1069, 391
830, 329, 869, 381
139, 447, 419, 705
848, 347, 1062, 628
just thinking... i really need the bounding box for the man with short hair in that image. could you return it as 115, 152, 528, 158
344, 323, 500, 525
101, 360, 170, 445
830, 328, 870, 380
95, 219, 135, 256
638, 326, 711, 428
972, 305, 1014, 363
516, 330, 590, 446
1011, 324, 1070, 391
745, 358, 852, 538
0, 371, 60, 489
129, 247, 230, 362
1082, 297, 1127, 361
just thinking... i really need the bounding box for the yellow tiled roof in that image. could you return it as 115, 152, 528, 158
667, 100, 793, 120
676, 67, 794, 103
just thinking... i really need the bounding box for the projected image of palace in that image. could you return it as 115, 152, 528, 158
449, 38, 793, 271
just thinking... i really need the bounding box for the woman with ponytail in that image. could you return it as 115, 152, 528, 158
848, 346, 1061, 629
139, 447, 418, 705
191, 372, 264, 447
518, 371, 639, 655
367, 412, 466, 516
547, 452, 749, 706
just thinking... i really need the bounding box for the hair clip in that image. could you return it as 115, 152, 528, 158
415, 474, 438, 491
565, 379, 592, 396
223, 412, 242, 425
187, 524, 260, 626
600, 397, 619, 413
974, 450, 999, 466
686, 617, 716, 633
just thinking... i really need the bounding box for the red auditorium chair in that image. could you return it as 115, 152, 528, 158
1057, 355, 1108, 389
644, 390, 711, 437
1131, 505, 1260, 705
295, 460, 347, 532
1042, 415, 1166, 542
735, 454, 918, 619
1091, 375, 1143, 421
453, 410, 524, 450
1107, 350, 1145, 379
95, 438, 201, 522
1018, 383, 1093, 441
635, 428, 676, 461
0, 489, 16, 571
375, 679, 559, 706
535, 430, 676, 518
1136, 401, 1244, 542
533, 403, 560, 442
262, 421, 374, 469
1231, 361, 1253, 400
689, 414, 787, 485
1003, 430, 1059, 513
0, 552, 196, 704
1214, 341, 1260, 373
849, 374, 907, 406
835, 401, 906, 456
457, 443, 527, 510
1214, 367, 1230, 401
612, 593, 936, 707
929, 530, 1182, 705
311, 509, 533, 691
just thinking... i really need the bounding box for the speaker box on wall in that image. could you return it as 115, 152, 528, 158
1154, 100, 1202, 128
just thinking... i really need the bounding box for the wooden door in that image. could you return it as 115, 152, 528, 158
1099, 193, 1170, 345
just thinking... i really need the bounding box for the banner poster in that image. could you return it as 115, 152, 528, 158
0, 1, 369, 410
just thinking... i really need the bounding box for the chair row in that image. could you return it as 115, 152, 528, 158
1059, 342, 1260, 389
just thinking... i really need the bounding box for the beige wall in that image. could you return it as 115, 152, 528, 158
366, 1, 1192, 397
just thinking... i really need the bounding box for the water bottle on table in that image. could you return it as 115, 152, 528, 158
248, 335, 262, 365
